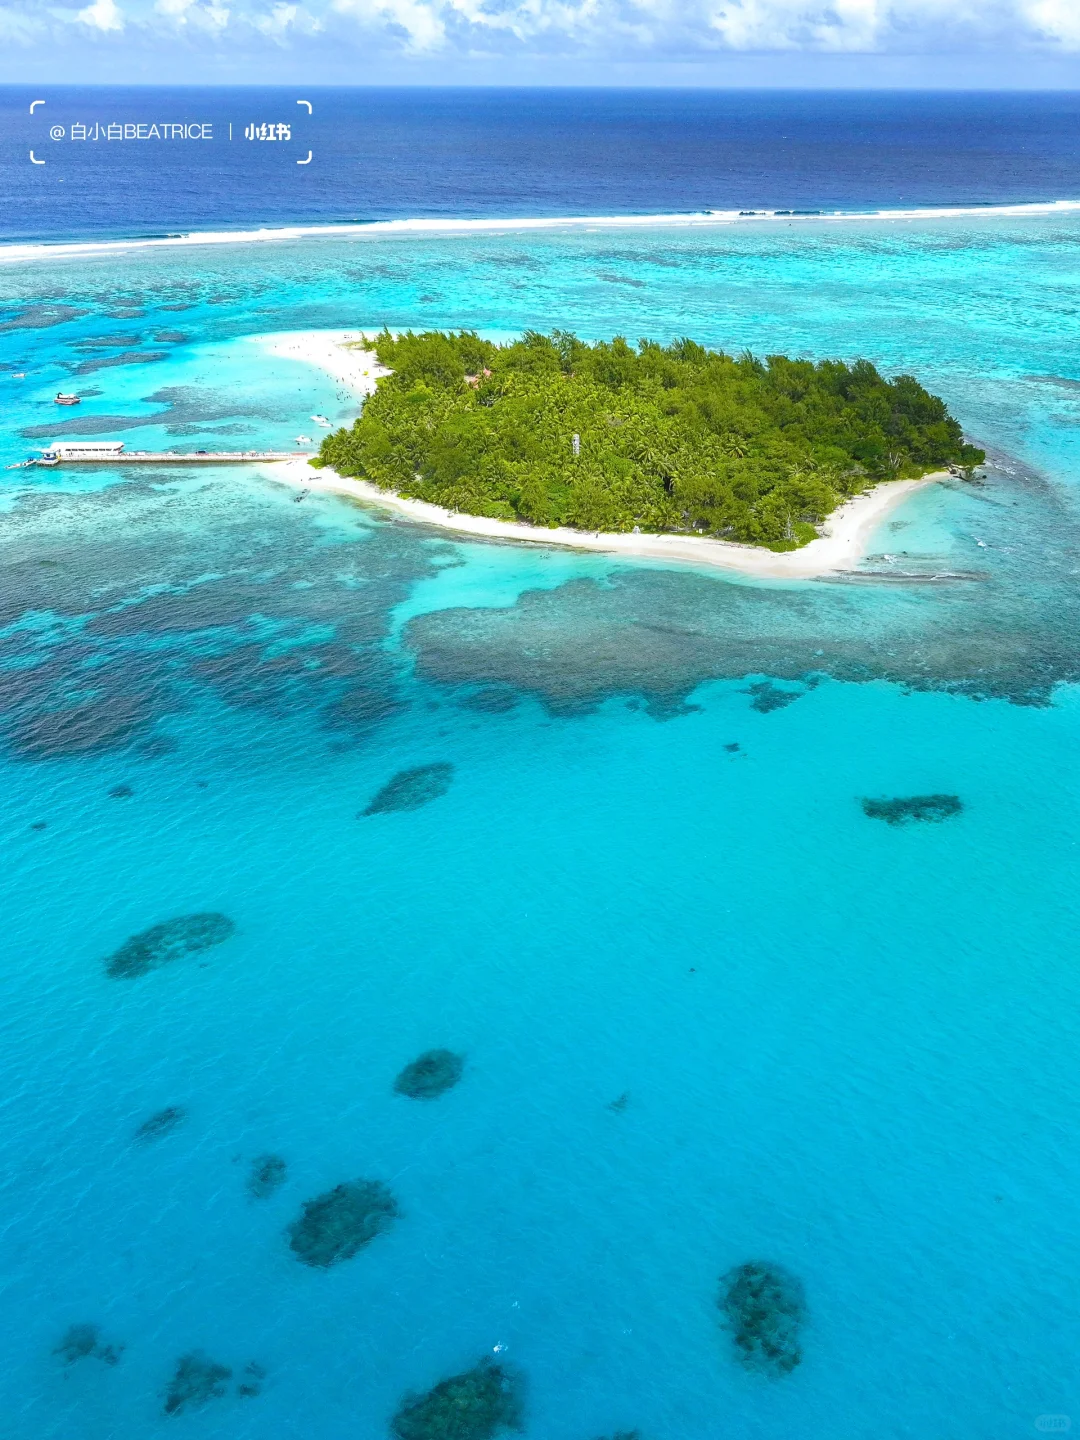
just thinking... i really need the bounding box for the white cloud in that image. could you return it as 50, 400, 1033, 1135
155, 0, 230, 28
252, 1, 322, 36
11, 0, 1080, 54
333, 0, 446, 49
77, 0, 124, 28
1022, 0, 1080, 47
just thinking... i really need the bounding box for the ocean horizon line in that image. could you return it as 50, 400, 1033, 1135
4, 198, 1080, 264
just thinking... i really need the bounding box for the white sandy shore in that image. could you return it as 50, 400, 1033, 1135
254, 327, 943, 581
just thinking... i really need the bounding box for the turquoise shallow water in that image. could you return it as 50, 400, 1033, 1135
2, 214, 1080, 1437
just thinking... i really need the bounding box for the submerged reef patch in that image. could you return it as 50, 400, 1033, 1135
286, 1179, 398, 1267
744, 680, 803, 713
719, 1261, 806, 1377
861, 794, 963, 825
134, 1105, 186, 1143
394, 1049, 465, 1100
104, 912, 235, 979
237, 1361, 266, 1398
54, 1323, 123, 1367
362, 763, 454, 816
11, 693, 154, 760
248, 1153, 287, 1200
459, 686, 518, 714
163, 1353, 232, 1416
391, 1359, 524, 1440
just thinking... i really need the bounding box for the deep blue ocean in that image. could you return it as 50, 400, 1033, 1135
2, 89, 1080, 1439
4, 87, 1080, 241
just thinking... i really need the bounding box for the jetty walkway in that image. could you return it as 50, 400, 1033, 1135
35, 443, 313, 467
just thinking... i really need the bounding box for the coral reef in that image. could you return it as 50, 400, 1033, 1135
163, 1352, 232, 1415
361, 763, 454, 816
459, 687, 518, 714
861, 794, 963, 825
394, 1049, 465, 1100
391, 1359, 524, 1440
134, 1105, 186, 1143
247, 1153, 287, 1200
286, 1179, 398, 1267
54, 1323, 122, 1367
719, 1261, 806, 1377
745, 681, 802, 713
105, 912, 235, 979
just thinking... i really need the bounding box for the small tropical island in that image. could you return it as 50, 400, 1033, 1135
314, 328, 984, 552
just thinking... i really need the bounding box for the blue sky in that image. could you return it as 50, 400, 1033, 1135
2, 0, 1080, 85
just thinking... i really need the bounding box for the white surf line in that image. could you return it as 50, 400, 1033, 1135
4, 200, 1080, 265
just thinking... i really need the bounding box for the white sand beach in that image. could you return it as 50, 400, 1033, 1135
255, 328, 944, 581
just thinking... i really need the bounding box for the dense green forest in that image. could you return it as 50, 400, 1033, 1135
317, 330, 984, 549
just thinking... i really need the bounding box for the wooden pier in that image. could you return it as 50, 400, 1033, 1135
36, 446, 314, 467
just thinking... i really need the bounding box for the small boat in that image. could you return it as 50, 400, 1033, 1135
310, 414, 332, 427
295, 435, 313, 444
55, 392, 80, 406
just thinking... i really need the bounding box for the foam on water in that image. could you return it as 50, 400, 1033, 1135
1, 210, 1079, 1438
5, 199, 1080, 265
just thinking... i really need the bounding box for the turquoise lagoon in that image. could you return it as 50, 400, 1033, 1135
2, 214, 1080, 1438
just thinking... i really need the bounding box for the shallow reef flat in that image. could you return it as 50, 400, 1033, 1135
104, 912, 234, 980
391, 1359, 524, 1440
287, 1179, 399, 1267
0, 471, 434, 765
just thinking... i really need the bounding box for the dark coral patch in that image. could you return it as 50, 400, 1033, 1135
361, 763, 454, 816
237, 1361, 267, 1398
105, 912, 235, 979
248, 1153, 287, 1200
745, 681, 803, 714
861, 793, 963, 825
163, 1353, 232, 1416
134, 1106, 186, 1143
286, 1179, 398, 1268
394, 1049, 464, 1100
11, 694, 151, 759
392, 1359, 524, 1440
54, 1323, 122, 1367
719, 1261, 805, 1377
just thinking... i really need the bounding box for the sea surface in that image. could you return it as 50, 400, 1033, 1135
4, 87, 1080, 242
2, 97, 1080, 1439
